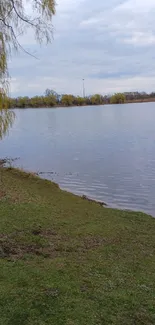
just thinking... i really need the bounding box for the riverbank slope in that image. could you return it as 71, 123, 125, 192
0, 167, 155, 324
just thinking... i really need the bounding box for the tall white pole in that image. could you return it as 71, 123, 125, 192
82, 79, 85, 98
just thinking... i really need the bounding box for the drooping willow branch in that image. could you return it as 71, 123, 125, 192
0, 1, 55, 139
0, 0, 56, 87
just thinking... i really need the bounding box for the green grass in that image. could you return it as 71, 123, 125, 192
0, 167, 155, 325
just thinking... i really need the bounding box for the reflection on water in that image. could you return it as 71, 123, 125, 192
0, 103, 155, 216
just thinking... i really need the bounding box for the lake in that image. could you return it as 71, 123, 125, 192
1, 103, 155, 216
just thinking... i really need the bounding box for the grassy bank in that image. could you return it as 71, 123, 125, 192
0, 167, 155, 325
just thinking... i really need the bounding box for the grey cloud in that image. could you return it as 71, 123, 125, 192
9, 0, 155, 96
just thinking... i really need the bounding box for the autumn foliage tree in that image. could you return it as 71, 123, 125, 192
110, 93, 126, 104
90, 94, 103, 105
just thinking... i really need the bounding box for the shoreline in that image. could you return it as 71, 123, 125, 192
1, 165, 155, 324
9, 98, 155, 110
0, 161, 152, 216
0, 160, 108, 208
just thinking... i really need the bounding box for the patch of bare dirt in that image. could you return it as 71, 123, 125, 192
82, 236, 106, 250
0, 229, 112, 261
0, 238, 46, 260
0, 190, 6, 199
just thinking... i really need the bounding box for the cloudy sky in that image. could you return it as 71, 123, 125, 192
9, 0, 155, 97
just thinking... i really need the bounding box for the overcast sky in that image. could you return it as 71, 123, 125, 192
9, 0, 155, 97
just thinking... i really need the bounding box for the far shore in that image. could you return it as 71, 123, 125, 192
7, 91, 155, 109
9, 97, 155, 110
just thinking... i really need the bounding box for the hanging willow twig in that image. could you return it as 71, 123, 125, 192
0, 0, 56, 138
0, 0, 56, 90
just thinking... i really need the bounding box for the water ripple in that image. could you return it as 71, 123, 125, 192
1, 104, 155, 216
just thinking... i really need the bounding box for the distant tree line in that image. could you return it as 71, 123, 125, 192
7, 89, 155, 108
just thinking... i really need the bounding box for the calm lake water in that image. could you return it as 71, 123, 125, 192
1, 103, 155, 215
